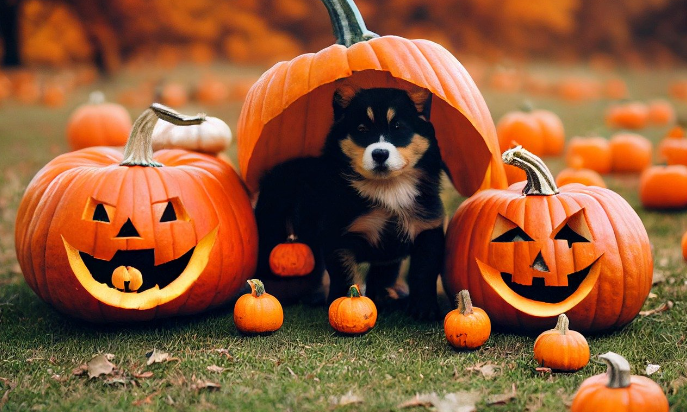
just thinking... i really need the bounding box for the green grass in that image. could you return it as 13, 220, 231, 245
1, 62, 687, 411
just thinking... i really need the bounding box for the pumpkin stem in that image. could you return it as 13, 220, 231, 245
502, 146, 559, 196
519, 100, 534, 112
599, 352, 632, 389
456, 290, 474, 315
347, 284, 362, 298
89, 90, 106, 104
320, 0, 379, 47
554, 314, 569, 335
247, 279, 266, 297
121, 103, 205, 167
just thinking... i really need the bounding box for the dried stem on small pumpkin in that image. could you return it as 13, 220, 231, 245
121, 103, 205, 167
599, 352, 631, 389
247, 279, 266, 297
89, 90, 106, 105
347, 284, 362, 298
320, 0, 379, 47
554, 313, 570, 335
456, 290, 474, 315
502, 146, 559, 196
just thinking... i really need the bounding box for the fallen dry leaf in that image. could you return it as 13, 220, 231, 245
639, 301, 674, 316
206, 365, 227, 373
190, 376, 221, 391
72, 364, 88, 376
145, 349, 179, 365
132, 391, 161, 406
646, 364, 660, 376
398, 392, 480, 412
330, 390, 364, 407
467, 363, 500, 379
87, 354, 116, 379
671, 376, 687, 395
133, 371, 154, 379
535, 367, 552, 374
0, 380, 15, 409
486, 384, 517, 405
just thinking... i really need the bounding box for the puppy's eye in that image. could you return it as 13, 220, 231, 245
392, 121, 401, 130
357, 124, 369, 133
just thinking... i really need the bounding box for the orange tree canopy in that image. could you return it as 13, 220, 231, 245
236, 0, 506, 196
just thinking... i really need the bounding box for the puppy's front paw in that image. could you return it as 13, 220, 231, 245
407, 299, 441, 321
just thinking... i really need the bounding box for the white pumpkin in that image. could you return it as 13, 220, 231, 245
152, 115, 232, 154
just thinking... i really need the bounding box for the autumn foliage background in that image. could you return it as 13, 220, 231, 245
4, 0, 687, 72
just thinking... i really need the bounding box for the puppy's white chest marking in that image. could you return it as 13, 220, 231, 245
351, 171, 420, 212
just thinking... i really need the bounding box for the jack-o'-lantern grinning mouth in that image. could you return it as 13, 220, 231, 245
499, 260, 596, 304
79, 247, 194, 293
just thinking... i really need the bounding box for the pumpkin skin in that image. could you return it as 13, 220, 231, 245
66, 91, 132, 150
533, 314, 589, 371
681, 231, 687, 261
639, 165, 687, 209
647, 99, 675, 126
236, 0, 506, 197
556, 156, 606, 188
496, 109, 564, 157
268, 236, 316, 277
444, 290, 491, 350
565, 137, 611, 174
609, 133, 652, 173
605, 102, 649, 130
444, 147, 653, 332
571, 352, 669, 412
15, 104, 258, 322
152, 115, 232, 154
233, 279, 284, 334
329, 284, 377, 334
658, 126, 687, 166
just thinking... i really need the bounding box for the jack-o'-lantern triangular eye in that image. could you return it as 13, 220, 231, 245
553, 209, 592, 247
491, 214, 533, 242
83, 197, 115, 223
154, 197, 190, 223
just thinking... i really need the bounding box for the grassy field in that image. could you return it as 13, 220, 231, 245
1, 62, 687, 411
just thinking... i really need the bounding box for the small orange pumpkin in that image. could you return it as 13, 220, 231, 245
533, 314, 589, 371
609, 132, 652, 173
681, 231, 687, 261
605, 101, 649, 130
639, 165, 687, 209
647, 99, 676, 126
159, 82, 188, 108
658, 126, 687, 166
329, 284, 377, 335
233, 279, 284, 334
571, 352, 669, 412
66, 91, 133, 150
443, 290, 491, 350
565, 137, 612, 174
556, 156, 606, 188
268, 235, 316, 277
496, 111, 544, 156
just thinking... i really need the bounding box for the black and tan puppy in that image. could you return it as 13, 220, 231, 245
255, 85, 445, 319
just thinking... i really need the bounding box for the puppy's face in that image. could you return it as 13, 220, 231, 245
333, 87, 433, 180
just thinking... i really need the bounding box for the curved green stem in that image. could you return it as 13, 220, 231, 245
456, 290, 474, 315
320, 0, 379, 47
599, 352, 631, 389
347, 284, 362, 298
248, 279, 266, 297
120, 103, 205, 167
502, 146, 559, 196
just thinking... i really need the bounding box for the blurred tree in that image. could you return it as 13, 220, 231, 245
0, 0, 22, 66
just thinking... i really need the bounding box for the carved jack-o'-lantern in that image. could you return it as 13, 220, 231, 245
15, 104, 258, 322
444, 146, 653, 332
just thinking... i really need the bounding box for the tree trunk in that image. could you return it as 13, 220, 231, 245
64, 0, 122, 74
0, 0, 21, 67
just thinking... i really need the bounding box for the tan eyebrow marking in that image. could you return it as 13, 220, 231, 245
387, 108, 395, 123
367, 107, 374, 122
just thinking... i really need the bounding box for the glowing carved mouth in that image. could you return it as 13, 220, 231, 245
62, 227, 218, 310
476, 255, 602, 318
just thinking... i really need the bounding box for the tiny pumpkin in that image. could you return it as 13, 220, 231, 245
233, 279, 284, 334
152, 112, 232, 154
66, 91, 133, 150
605, 101, 649, 130
496, 111, 544, 156
658, 126, 687, 166
533, 314, 589, 371
681, 231, 687, 261
329, 284, 377, 334
556, 156, 606, 188
571, 352, 669, 412
565, 137, 612, 174
444, 290, 491, 350
647, 99, 675, 126
268, 234, 316, 277
609, 132, 652, 173
639, 165, 687, 209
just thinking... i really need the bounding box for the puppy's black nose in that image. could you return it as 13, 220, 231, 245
371, 148, 389, 164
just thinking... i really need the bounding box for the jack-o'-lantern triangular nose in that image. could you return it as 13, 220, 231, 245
116, 218, 140, 238
531, 251, 549, 273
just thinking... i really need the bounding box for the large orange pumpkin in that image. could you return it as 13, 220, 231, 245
66, 91, 133, 150
15, 104, 258, 322
444, 146, 653, 332
236, 0, 506, 196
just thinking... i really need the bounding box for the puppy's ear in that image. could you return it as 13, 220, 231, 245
333, 83, 359, 120
407, 88, 432, 120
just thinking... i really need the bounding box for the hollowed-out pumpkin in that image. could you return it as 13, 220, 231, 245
444, 146, 653, 332
15, 104, 258, 322
236, 0, 506, 196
